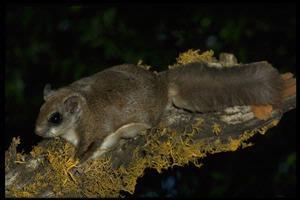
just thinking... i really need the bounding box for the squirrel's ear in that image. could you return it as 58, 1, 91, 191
43, 84, 55, 101
63, 95, 83, 114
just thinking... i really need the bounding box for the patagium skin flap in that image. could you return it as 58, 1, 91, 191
35, 61, 284, 163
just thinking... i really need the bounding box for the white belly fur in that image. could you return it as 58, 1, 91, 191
61, 129, 79, 146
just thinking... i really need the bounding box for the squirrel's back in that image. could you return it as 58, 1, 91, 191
70, 64, 169, 129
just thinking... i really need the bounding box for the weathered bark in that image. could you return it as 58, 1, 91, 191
5, 51, 296, 198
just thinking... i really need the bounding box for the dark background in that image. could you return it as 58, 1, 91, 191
5, 3, 296, 197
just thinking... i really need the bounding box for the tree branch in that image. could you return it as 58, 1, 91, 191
5, 51, 296, 197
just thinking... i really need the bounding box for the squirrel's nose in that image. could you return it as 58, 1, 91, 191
35, 126, 43, 136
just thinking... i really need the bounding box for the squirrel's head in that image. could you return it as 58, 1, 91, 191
35, 84, 85, 138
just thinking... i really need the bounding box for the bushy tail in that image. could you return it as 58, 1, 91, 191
165, 61, 285, 113
250, 72, 296, 120
280, 72, 296, 98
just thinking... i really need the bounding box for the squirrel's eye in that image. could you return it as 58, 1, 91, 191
49, 112, 62, 124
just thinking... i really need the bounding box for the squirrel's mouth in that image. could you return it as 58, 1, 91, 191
35, 126, 59, 138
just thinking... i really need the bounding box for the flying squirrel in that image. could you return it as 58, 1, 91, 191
35, 61, 296, 163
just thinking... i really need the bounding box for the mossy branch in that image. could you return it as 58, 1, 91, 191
5, 50, 296, 197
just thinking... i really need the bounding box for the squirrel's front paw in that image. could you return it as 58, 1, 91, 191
74, 149, 92, 165
74, 142, 108, 165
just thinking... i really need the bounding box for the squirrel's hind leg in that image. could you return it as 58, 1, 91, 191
89, 123, 151, 161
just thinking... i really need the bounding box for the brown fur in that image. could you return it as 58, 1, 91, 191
35, 64, 168, 162
36, 61, 290, 162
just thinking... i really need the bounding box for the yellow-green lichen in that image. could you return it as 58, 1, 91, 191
192, 117, 205, 133
30, 146, 44, 158
169, 49, 215, 69
43, 140, 80, 195
15, 153, 26, 164
212, 123, 222, 135
137, 60, 152, 70
9, 139, 80, 197
8, 170, 49, 198
257, 119, 279, 135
